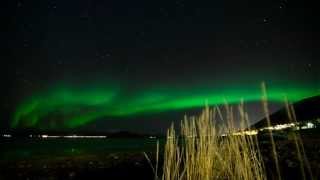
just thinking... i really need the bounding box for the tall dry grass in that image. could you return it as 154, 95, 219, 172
145, 83, 314, 180
160, 103, 266, 180
284, 96, 314, 180
261, 83, 282, 179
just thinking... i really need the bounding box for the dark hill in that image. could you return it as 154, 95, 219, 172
252, 95, 320, 129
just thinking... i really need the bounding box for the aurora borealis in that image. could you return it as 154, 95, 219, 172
3, 0, 319, 133
12, 82, 319, 129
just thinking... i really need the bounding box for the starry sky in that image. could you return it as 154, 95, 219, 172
2, 0, 320, 133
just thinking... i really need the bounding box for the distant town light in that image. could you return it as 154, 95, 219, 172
38, 135, 107, 139
41, 135, 48, 138
2, 134, 12, 138
261, 123, 295, 131
230, 120, 317, 136
301, 122, 315, 130
257, 121, 317, 132
232, 130, 258, 136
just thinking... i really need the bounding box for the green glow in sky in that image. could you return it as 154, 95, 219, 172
12, 83, 319, 129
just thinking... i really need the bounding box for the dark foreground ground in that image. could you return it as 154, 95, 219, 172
260, 139, 320, 179
1, 133, 320, 180
0, 152, 155, 180
0, 138, 159, 180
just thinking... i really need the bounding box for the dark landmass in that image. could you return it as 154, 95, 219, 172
253, 95, 320, 129
0, 151, 155, 180
260, 138, 320, 179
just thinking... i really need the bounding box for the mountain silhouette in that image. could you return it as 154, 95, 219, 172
252, 95, 320, 129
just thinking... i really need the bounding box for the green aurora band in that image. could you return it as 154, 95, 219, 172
12, 83, 320, 129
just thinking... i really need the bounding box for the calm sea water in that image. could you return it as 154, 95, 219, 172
0, 138, 165, 161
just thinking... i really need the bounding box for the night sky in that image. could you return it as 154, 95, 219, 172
3, 0, 320, 133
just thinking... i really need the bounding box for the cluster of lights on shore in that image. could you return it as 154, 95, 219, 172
1, 120, 317, 138
231, 121, 316, 136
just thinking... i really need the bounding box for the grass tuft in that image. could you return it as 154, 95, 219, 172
146, 83, 315, 180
